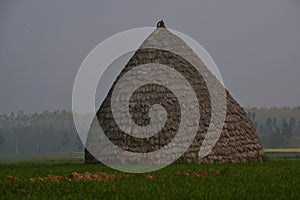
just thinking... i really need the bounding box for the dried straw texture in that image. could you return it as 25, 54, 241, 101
85, 26, 264, 164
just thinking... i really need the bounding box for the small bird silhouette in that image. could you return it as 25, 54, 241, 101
156, 20, 166, 28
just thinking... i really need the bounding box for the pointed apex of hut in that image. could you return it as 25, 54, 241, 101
156, 20, 166, 28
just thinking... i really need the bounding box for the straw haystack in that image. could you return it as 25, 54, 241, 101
85, 21, 264, 164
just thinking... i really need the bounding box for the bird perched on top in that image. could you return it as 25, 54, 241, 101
156, 20, 166, 28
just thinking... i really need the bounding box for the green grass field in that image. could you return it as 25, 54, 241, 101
0, 159, 300, 199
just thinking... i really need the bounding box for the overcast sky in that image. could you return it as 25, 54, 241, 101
1, 0, 300, 113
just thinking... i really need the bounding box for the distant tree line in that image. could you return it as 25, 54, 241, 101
0, 110, 83, 154
0, 107, 299, 154
246, 106, 300, 148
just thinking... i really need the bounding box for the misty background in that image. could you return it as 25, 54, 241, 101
1, 0, 300, 113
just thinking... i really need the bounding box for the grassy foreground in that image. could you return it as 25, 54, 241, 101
0, 160, 300, 200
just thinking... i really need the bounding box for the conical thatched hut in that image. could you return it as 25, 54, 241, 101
85, 21, 264, 165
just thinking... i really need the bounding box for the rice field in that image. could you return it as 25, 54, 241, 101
0, 159, 300, 199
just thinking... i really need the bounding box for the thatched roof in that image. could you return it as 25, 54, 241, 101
85, 21, 264, 165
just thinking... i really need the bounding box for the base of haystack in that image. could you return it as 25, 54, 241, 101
84, 148, 265, 164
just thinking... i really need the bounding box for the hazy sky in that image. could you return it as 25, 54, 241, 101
1, 0, 300, 113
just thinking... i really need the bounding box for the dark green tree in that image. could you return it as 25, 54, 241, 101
0, 129, 4, 146
265, 117, 273, 134
289, 117, 296, 135
282, 118, 291, 137
272, 117, 277, 128
252, 112, 256, 122
0, 135, 4, 146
